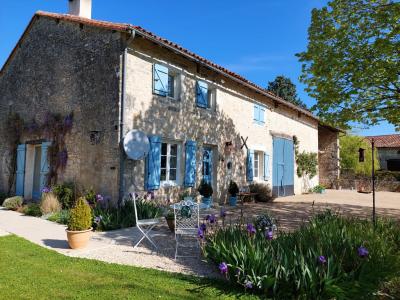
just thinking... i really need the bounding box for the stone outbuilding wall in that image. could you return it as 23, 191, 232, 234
318, 125, 340, 188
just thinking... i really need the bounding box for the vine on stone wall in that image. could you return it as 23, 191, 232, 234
5, 111, 73, 192
293, 135, 318, 178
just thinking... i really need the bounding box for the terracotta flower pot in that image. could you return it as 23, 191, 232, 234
166, 217, 175, 232
66, 227, 92, 249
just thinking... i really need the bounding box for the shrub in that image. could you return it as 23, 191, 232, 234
2, 196, 23, 210
198, 180, 213, 198
0, 192, 8, 206
22, 203, 42, 217
47, 209, 70, 225
254, 214, 276, 232
312, 184, 326, 193
204, 212, 400, 298
85, 188, 97, 206
249, 183, 273, 202
67, 197, 92, 231
52, 182, 75, 209
228, 181, 239, 197
40, 192, 61, 215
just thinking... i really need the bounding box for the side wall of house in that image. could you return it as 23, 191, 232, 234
122, 37, 319, 201
318, 126, 340, 188
0, 17, 122, 200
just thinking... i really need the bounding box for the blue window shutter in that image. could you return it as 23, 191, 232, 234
16, 144, 26, 196
246, 149, 254, 182
153, 64, 168, 96
253, 105, 259, 122
196, 81, 208, 108
145, 135, 161, 190
264, 153, 270, 180
259, 106, 265, 124
39, 142, 52, 194
184, 141, 197, 187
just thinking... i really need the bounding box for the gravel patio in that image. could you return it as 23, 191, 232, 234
0, 189, 399, 278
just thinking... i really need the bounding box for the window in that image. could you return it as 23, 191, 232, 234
253, 104, 265, 125
160, 142, 180, 185
253, 151, 264, 180
153, 63, 180, 100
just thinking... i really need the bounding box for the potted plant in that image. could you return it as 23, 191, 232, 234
165, 210, 175, 232
66, 197, 92, 249
228, 180, 239, 206
198, 179, 213, 208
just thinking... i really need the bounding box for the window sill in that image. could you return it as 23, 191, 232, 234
253, 121, 265, 127
161, 181, 179, 188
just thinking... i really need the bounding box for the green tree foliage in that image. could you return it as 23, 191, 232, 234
297, 0, 400, 130
267, 75, 308, 109
340, 135, 380, 175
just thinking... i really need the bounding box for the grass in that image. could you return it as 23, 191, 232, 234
0, 235, 256, 300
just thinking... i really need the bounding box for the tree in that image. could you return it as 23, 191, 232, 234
297, 0, 400, 130
339, 135, 379, 175
267, 76, 308, 109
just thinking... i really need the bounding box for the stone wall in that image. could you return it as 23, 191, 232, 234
0, 16, 123, 200
318, 125, 340, 188
122, 37, 319, 202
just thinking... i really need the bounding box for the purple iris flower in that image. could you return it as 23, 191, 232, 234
200, 223, 207, 231
318, 255, 327, 264
247, 223, 256, 235
245, 280, 253, 289
42, 187, 51, 193
265, 230, 273, 240
220, 208, 226, 218
96, 194, 104, 202
197, 228, 204, 239
209, 214, 216, 224
358, 246, 369, 258
219, 262, 228, 274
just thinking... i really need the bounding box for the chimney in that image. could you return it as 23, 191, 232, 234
68, 0, 92, 19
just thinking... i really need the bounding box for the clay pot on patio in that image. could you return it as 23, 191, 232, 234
66, 228, 92, 249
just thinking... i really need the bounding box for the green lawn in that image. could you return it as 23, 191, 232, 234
0, 235, 256, 300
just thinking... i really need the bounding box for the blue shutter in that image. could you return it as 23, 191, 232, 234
145, 135, 161, 190
39, 142, 52, 194
153, 64, 168, 96
196, 81, 208, 108
253, 105, 259, 122
264, 153, 270, 180
184, 141, 197, 187
246, 149, 254, 182
259, 106, 265, 124
16, 144, 26, 196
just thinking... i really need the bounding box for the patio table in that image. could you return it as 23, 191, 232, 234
237, 192, 258, 205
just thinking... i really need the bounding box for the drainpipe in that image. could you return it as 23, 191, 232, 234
118, 30, 135, 205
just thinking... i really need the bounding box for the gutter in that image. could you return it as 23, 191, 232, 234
118, 30, 135, 204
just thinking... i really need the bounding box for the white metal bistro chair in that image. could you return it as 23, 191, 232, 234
173, 200, 200, 259
131, 193, 162, 250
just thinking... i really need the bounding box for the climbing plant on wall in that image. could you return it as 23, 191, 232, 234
293, 135, 318, 178
5, 111, 74, 192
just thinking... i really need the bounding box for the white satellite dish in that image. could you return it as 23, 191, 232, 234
123, 130, 150, 160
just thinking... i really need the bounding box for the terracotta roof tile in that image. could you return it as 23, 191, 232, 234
366, 134, 400, 148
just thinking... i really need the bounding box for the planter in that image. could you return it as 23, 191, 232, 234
229, 196, 237, 206
66, 227, 92, 249
165, 217, 175, 232
202, 197, 212, 208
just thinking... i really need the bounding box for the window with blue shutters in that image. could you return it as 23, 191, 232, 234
39, 142, 52, 196
253, 104, 266, 125
196, 81, 209, 108
16, 144, 26, 196
184, 141, 196, 187
153, 63, 180, 100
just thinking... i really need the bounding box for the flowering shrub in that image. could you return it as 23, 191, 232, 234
204, 211, 400, 298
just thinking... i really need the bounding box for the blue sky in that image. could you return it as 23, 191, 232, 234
0, 0, 396, 136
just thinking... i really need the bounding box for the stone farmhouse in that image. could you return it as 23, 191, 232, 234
0, 0, 340, 203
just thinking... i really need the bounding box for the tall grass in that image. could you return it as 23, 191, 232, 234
204, 211, 400, 298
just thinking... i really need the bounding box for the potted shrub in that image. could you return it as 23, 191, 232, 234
198, 179, 213, 208
228, 181, 239, 206
165, 210, 175, 232
66, 197, 92, 249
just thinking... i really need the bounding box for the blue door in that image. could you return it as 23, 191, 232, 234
202, 147, 213, 185
272, 137, 294, 197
